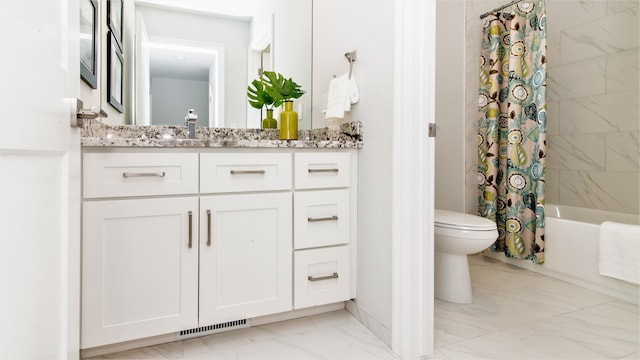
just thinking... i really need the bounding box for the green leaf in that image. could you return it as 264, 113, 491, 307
247, 71, 306, 110
247, 79, 276, 109
262, 71, 305, 102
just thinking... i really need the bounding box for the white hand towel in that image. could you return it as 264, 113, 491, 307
344, 74, 359, 112
324, 74, 349, 120
324, 74, 360, 120
598, 221, 640, 285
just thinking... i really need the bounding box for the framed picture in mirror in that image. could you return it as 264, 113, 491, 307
80, 0, 97, 88
107, 31, 124, 113
107, 0, 123, 49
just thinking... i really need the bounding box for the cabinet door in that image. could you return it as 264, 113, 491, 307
200, 193, 292, 325
82, 197, 199, 348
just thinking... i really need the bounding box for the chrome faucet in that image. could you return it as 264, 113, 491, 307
185, 109, 198, 139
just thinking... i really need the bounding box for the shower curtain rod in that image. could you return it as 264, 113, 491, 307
479, 0, 523, 19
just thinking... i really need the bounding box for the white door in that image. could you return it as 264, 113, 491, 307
0, 1, 82, 359
199, 193, 292, 325
391, 0, 436, 358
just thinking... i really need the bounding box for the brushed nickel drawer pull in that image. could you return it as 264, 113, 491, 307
308, 168, 339, 173
308, 215, 339, 223
230, 170, 266, 175
188, 211, 193, 249
308, 272, 339, 282
206, 210, 212, 247
122, 172, 166, 178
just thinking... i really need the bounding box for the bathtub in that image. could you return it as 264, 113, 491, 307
483, 204, 640, 305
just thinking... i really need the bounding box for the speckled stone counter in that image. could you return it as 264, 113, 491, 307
81, 121, 363, 148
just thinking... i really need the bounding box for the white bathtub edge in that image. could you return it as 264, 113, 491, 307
481, 252, 639, 305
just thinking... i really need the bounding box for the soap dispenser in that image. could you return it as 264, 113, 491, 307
185, 109, 198, 139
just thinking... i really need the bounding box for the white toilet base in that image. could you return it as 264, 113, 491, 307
434, 252, 473, 304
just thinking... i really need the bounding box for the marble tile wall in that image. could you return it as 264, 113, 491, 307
546, 0, 639, 214
465, 0, 640, 215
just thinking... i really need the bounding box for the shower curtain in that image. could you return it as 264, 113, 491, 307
477, 0, 547, 263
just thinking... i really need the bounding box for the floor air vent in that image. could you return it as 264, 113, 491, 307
179, 319, 249, 339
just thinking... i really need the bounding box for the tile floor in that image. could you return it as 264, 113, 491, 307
86, 255, 639, 359
86, 310, 396, 360
432, 255, 639, 360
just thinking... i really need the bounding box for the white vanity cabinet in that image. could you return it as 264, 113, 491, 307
81, 148, 358, 350
198, 152, 293, 325
81, 152, 200, 348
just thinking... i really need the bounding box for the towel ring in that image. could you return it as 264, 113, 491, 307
345, 50, 356, 79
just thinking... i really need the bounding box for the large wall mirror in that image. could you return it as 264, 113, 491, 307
132, 0, 312, 129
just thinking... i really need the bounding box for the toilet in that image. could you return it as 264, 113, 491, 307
434, 209, 498, 304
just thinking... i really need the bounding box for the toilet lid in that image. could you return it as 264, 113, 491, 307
434, 209, 497, 231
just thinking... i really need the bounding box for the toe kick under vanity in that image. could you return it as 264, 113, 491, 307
80, 122, 362, 355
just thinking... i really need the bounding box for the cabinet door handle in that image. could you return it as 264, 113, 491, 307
307, 215, 339, 222
188, 211, 193, 249
229, 170, 266, 175
308, 272, 339, 282
206, 210, 212, 246
308, 168, 339, 173
122, 171, 166, 178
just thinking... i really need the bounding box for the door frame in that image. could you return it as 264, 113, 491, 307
391, 0, 436, 358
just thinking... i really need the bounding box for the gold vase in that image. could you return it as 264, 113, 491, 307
262, 109, 277, 129
279, 101, 298, 140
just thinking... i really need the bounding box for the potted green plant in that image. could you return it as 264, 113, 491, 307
247, 77, 277, 129
247, 71, 305, 136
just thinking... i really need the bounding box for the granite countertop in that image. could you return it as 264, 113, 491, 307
81, 120, 363, 149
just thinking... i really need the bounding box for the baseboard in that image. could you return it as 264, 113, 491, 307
81, 333, 178, 359
251, 302, 345, 326
346, 299, 392, 347
80, 303, 346, 358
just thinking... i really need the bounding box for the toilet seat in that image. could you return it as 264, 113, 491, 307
435, 209, 496, 231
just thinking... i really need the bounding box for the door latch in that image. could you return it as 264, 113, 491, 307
72, 98, 107, 127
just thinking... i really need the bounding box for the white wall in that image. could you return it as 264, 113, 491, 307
94, 0, 134, 125
313, 0, 394, 345
150, 77, 209, 126
79, 0, 101, 120
435, 0, 467, 213
137, 6, 249, 127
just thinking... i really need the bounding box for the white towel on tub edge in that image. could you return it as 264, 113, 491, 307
598, 221, 640, 285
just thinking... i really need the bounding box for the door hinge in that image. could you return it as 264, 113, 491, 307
428, 123, 436, 138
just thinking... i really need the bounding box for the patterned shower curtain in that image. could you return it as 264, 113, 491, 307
478, 0, 547, 263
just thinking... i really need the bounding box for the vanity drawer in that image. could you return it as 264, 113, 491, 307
294, 189, 350, 249
294, 152, 350, 189
294, 246, 350, 309
83, 153, 199, 198
200, 153, 291, 193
